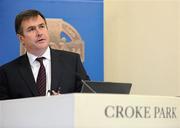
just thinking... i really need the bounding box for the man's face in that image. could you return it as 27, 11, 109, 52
18, 15, 50, 56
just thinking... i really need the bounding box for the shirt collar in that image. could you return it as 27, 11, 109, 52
27, 47, 51, 65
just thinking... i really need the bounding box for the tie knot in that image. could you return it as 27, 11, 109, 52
36, 57, 45, 64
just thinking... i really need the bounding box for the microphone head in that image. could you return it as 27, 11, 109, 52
75, 72, 90, 81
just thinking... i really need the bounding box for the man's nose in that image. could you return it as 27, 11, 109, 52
35, 28, 42, 37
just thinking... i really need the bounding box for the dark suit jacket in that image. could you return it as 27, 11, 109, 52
0, 49, 89, 100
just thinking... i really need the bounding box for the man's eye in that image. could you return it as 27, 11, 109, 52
27, 28, 35, 32
40, 25, 46, 28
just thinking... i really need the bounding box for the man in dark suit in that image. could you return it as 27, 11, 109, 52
0, 9, 89, 100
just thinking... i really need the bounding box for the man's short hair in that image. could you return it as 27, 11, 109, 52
15, 9, 46, 35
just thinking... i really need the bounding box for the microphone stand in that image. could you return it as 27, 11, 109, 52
81, 80, 96, 93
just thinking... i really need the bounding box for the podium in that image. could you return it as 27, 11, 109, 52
0, 94, 180, 128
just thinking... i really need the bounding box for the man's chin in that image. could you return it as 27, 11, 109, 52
37, 42, 49, 47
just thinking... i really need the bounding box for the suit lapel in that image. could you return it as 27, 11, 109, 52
50, 49, 64, 90
18, 54, 38, 96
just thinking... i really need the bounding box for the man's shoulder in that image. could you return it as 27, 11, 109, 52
51, 49, 79, 57
0, 54, 27, 70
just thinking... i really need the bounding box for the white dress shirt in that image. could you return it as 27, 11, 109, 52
27, 47, 51, 95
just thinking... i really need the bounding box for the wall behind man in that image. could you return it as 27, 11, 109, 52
104, 0, 180, 96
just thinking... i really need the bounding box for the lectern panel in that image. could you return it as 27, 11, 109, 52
74, 94, 180, 128
0, 94, 179, 128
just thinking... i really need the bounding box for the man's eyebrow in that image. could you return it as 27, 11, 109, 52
26, 23, 46, 29
38, 23, 46, 26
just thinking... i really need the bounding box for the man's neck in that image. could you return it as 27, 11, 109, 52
28, 47, 49, 57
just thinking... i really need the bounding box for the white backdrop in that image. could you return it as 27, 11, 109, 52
104, 0, 180, 96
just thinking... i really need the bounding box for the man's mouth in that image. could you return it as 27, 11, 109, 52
37, 39, 45, 43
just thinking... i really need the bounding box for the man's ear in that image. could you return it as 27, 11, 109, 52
17, 34, 25, 46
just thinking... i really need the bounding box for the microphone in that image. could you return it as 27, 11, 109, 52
75, 73, 96, 93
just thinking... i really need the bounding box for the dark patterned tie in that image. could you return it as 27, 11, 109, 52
36, 57, 46, 96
